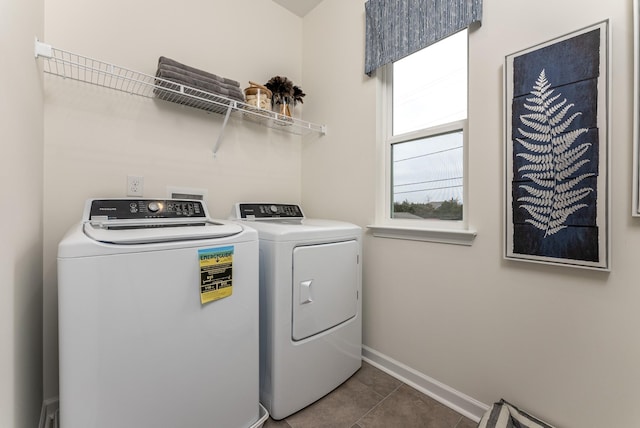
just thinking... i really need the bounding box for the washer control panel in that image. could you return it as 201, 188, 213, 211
88, 199, 206, 220
236, 203, 304, 220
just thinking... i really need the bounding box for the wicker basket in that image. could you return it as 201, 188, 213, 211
244, 82, 272, 111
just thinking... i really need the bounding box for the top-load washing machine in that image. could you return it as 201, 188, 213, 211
58, 198, 267, 428
232, 203, 362, 420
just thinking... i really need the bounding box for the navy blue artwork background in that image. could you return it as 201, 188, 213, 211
510, 28, 600, 262
512, 225, 599, 262
512, 29, 601, 96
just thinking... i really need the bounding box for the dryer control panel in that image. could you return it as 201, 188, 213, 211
236, 203, 304, 220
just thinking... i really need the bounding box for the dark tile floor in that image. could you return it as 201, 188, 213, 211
263, 361, 477, 428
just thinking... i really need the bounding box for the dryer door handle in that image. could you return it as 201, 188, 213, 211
299, 280, 313, 304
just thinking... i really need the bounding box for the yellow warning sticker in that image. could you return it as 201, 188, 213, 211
198, 246, 234, 304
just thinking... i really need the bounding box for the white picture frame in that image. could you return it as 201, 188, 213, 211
504, 21, 610, 270
634, 0, 640, 217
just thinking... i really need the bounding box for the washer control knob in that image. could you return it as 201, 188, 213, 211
270, 205, 278, 213
148, 202, 160, 212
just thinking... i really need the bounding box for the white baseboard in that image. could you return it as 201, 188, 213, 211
38, 397, 59, 428
362, 345, 488, 422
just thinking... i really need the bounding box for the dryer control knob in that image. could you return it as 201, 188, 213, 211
270, 205, 278, 213
148, 202, 160, 212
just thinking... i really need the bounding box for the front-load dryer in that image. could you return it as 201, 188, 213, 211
232, 203, 362, 420
58, 199, 267, 428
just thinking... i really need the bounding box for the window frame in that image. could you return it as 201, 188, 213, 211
369, 34, 476, 246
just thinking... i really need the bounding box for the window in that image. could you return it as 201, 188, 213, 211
392, 129, 464, 220
371, 29, 476, 245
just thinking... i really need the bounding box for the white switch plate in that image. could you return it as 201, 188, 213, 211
127, 175, 144, 197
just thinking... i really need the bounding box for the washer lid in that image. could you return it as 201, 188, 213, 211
83, 221, 243, 244
82, 198, 243, 244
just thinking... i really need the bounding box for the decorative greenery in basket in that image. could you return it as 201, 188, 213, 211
264, 76, 305, 117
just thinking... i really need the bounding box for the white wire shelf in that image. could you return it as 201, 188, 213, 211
34, 39, 326, 155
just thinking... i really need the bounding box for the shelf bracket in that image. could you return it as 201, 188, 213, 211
34, 38, 52, 58
212, 104, 234, 157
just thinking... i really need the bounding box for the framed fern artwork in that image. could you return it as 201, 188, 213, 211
504, 21, 610, 270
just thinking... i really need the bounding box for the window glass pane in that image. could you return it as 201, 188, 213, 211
392, 29, 467, 136
392, 131, 463, 220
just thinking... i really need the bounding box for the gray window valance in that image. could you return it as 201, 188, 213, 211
364, 0, 482, 76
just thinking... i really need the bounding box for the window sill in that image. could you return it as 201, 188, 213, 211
367, 224, 477, 246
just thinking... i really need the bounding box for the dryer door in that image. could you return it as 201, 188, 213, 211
292, 240, 359, 341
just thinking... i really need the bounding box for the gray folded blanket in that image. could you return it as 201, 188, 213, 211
158, 64, 242, 93
156, 68, 244, 101
158, 56, 240, 87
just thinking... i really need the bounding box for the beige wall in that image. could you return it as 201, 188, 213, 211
0, 0, 44, 426
303, 0, 640, 427
301, 0, 377, 225
42, 0, 305, 398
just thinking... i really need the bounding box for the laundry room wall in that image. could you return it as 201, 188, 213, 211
302, 0, 640, 427
41, 0, 306, 399
0, 0, 44, 425
300, 1, 377, 227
